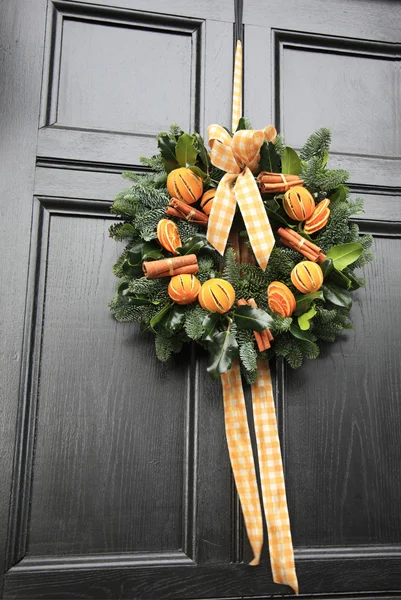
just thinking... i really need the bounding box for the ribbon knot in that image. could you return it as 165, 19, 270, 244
206, 124, 277, 270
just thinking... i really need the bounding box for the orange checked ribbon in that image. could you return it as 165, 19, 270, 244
218, 40, 299, 594
206, 42, 276, 271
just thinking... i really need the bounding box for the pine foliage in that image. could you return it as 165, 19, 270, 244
109, 123, 373, 374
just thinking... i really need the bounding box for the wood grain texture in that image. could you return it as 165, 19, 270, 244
283, 235, 401, 548
243, 0, 401, 42
0, 0, 47, 589
27, 212, 188, 555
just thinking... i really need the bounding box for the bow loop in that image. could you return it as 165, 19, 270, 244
206, 124, 277, 270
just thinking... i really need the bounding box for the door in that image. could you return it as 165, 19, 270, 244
0, 1, 400, 599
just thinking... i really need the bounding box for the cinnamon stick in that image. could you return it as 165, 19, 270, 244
257, 172, 304, 194
248, 298, 273, 350
278, 227, 322, 254
280, 238, 319, 262
237, 298, 273, 352
143, 254, 198, 279
166, 198, 208, 226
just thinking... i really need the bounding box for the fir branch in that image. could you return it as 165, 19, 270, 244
184, 306, 209, 340
300, 128, 331, 161
155, 331, 183, 361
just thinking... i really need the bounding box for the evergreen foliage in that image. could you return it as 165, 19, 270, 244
109, 122, 373, 375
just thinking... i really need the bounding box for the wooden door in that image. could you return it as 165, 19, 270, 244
0, 1, 400, 599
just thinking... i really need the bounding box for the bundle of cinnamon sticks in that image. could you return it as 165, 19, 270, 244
166, 198, 208, 226
277, 227, 326, 263
143, 254, 198, 279
238, 298, 274, 352
257, 172, 304, 194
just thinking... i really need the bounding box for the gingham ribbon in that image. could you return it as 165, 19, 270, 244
207, 125, 276, 271
222, 359, 298, 594
215, 37, 298, 593
231, 40, 242, 132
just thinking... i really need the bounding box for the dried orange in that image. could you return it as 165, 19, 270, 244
200, 189, 216, 215
167, 168, 203, 204
168, 274, 201, 305
198, 278, 235, 314
291, 261, 323, 293
283, 185, 315, 221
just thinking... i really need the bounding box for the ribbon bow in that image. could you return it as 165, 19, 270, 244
206, 124, 277, 270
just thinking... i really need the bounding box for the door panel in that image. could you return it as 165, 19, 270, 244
244, 0, 401, 594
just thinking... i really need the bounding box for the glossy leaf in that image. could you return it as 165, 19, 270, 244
202, 312, 221, 342
298, 306, 317, 330
177, 234, 213, 256
233, 306, 274, 331
206, 329, 238, 379
127, 296, 159, 306
289, 324, 315, 342
189, 166, 208, 180
322, 283, 352, 309
329, 184, 347, 204
193, 132, 210, 168
328, 268, 352, 290
175, 132, 198, 167
281, 146, 302, 175
157, 134, 179, 173
326, 243, 363, 271
320, 258, 334, 279
163, 305, 186, 333
294, 291, 324, 316
150, 302, 173, 331
259, 141, 281, 174
236, 117, 248, 131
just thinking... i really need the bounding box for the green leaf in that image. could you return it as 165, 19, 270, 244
202, 312, 221, 342
322, 150, 329, 168
124, 242, 164, 276
320, 258, 334, 279
345, 271, 363, 291
177, 234, 213, 256
163, 305, 186, 333
322, 283, 352, 309
259, 141, 281, 173
294, 291, 324, 316
289, 324, 315, 342
327, 268, 352, 290
157, 134, 179, 173
189, 166, 208, 180
297, 306, 317, 330
150, 302, 173, 331
233, 306, 274, 331
326, 243, 363, 271
175, 133, 198, 167
193, 133, 210, 168
236, 117, 248, 131
329, 184, 347, 203
281, 146, 302, 175
206, 328, 238, 379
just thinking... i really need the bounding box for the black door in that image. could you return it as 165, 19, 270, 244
1, 1, 400, 598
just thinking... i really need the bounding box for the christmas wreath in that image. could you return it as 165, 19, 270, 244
109, 121, 373, 381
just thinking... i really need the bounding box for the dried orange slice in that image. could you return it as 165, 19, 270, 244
304, 199, 330, 234
267, 281, 296, 317
156, 219, 181, 255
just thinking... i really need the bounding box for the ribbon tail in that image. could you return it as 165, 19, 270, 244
235, 168, 275, 270
251, 360, 299, 594
232, 40, 243, 132
221, 361, 264, 566
207, 173, 237, 256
